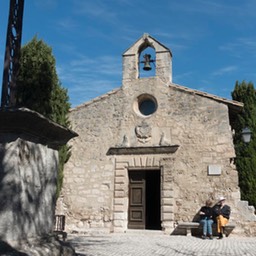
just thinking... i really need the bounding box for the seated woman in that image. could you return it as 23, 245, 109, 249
199, 199, 214, 239
212, 196, 231, 239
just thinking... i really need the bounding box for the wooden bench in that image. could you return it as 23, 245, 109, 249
53, 215, 67, 241
176, 222, 236, 237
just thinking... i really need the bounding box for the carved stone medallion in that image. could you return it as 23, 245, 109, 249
135, 122, 152, 143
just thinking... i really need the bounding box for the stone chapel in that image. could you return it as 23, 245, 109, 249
56, 34, 256, 236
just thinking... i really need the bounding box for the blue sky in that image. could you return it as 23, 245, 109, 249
1, 0, 256, 107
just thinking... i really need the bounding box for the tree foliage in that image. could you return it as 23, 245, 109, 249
17, 36, 71, 198
231, 80, 256, 207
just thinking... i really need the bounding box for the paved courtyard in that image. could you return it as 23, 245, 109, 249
67, 231, 256, 256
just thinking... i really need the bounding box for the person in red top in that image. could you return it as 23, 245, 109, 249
212, 196, 231, 239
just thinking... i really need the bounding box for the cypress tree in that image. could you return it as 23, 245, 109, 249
17, 36, 71, 198
231, 80, 256, 207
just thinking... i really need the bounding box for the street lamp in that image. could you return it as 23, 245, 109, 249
241, 127, 252, 143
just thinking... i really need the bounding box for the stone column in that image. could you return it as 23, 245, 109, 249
160, 158, 175, 234
0, 108, 77, 254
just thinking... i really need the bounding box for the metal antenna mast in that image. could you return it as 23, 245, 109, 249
1, 0, 24, 109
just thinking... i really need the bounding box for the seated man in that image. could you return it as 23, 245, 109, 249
212, 196, 231, 239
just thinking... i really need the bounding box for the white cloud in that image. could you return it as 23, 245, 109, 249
212, 66, 237, 76
173, 71, 195, 82
73, 0, 117, 22
34, 0, 58, 10
57, 54, 122, 106
57, 18, 78, 30
170, 0, 256, 17
220, 37, 256, 58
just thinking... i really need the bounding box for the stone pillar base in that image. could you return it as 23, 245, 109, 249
0, 236, 76, 256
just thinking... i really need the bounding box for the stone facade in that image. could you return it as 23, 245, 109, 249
56, 34, 256, 236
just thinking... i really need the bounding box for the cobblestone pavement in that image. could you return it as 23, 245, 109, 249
67, 231, 256, 256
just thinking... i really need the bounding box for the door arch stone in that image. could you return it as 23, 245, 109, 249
113, 156, 175, 233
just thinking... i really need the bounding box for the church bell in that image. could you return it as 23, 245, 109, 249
142, 54, 153, 71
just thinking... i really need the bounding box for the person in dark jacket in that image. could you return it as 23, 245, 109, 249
212, 196, 231, 239
199, 199, 214, 239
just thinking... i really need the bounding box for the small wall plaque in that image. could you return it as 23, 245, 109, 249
208, 165, 222, 176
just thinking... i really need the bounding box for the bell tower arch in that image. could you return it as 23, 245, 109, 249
122, 33, 172, 88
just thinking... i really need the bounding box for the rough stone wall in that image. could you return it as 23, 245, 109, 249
57, 90, 126, 231
0, 134, 58, 246
56, 76, 256, 236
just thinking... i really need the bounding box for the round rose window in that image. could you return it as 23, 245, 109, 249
135, 94, 157, 116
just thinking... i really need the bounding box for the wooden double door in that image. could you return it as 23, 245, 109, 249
128, 170, 161, 230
